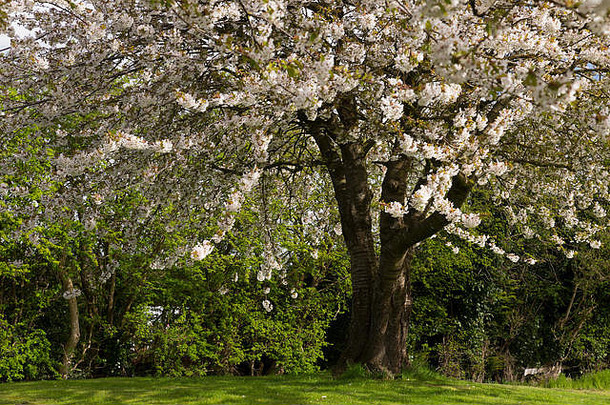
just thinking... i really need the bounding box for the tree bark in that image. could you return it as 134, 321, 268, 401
59, 273, 80, 378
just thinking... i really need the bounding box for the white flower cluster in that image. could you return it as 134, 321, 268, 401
240, 169, 262, 193
551, 234, 565, 246
593, 202, 606, 218
383, 201, 407, 218
461, 213, 481, 229
294, 81, 324, 119
191, 240, 214, 261
115, 132, 173, 153
175, 90, 209, 114
262, 299, 273, 312
411, 185, 434, 212
418, 83, 461, 107
522, 226, 535, 239
399, 134, 418, 156
252, 130, 273, 162
226, 190, 244, 212
4, 0, 610, 303
410, 166, 459, 214
445, 223, 534, 265
395, 50, 424, 74
257, 252, 281, 281
188, 167, 263, 260
487, 162, 508, 177
380, 95, 403, 122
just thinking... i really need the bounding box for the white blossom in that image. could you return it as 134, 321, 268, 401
488, 161, 508, 177
551, 234, 565, 246
380, 96, 403, 122
262, 299, 273, 312
461, 213, 481, 229
191, 241, 213, 261
411, 185, 433, 212
522, 226, 535, 239
384, 201, 406, 218
3, 0, 610, 333
593, 202, 606, 218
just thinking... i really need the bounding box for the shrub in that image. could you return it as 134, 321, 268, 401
0, 317, 57, 381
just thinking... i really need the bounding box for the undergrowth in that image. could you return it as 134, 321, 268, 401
545, 369, 610, 390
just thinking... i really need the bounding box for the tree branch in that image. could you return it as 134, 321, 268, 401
404, 173, 472, 248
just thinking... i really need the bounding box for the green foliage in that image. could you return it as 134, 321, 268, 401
0, 317, 57, 381
409, 232, 503, 381
401, 361, 449, 384
122, 226, 350, 376
409, 188, 610, 381
545, 369, 610, 390
338, 363, 369, 380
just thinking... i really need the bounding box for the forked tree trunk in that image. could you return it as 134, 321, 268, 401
304, 108, 471, 375
311, 139, 416, 374
342, 174, 470, 374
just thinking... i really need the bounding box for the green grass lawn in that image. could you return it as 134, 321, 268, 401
2, 372, 610, 405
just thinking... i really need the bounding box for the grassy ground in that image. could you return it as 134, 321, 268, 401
2, 371, 610, 405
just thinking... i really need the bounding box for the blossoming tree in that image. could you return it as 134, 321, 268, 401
2, 0, 610, 373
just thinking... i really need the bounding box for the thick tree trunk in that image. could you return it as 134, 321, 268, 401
359, 250, 414, 373
302, 108, 470, 375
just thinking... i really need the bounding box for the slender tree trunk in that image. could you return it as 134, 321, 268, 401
59, 274, 80, 378
107, 270, 116, 325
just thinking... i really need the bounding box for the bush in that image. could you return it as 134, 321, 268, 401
0, 317, 57, 381
122, 241, 350, 377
